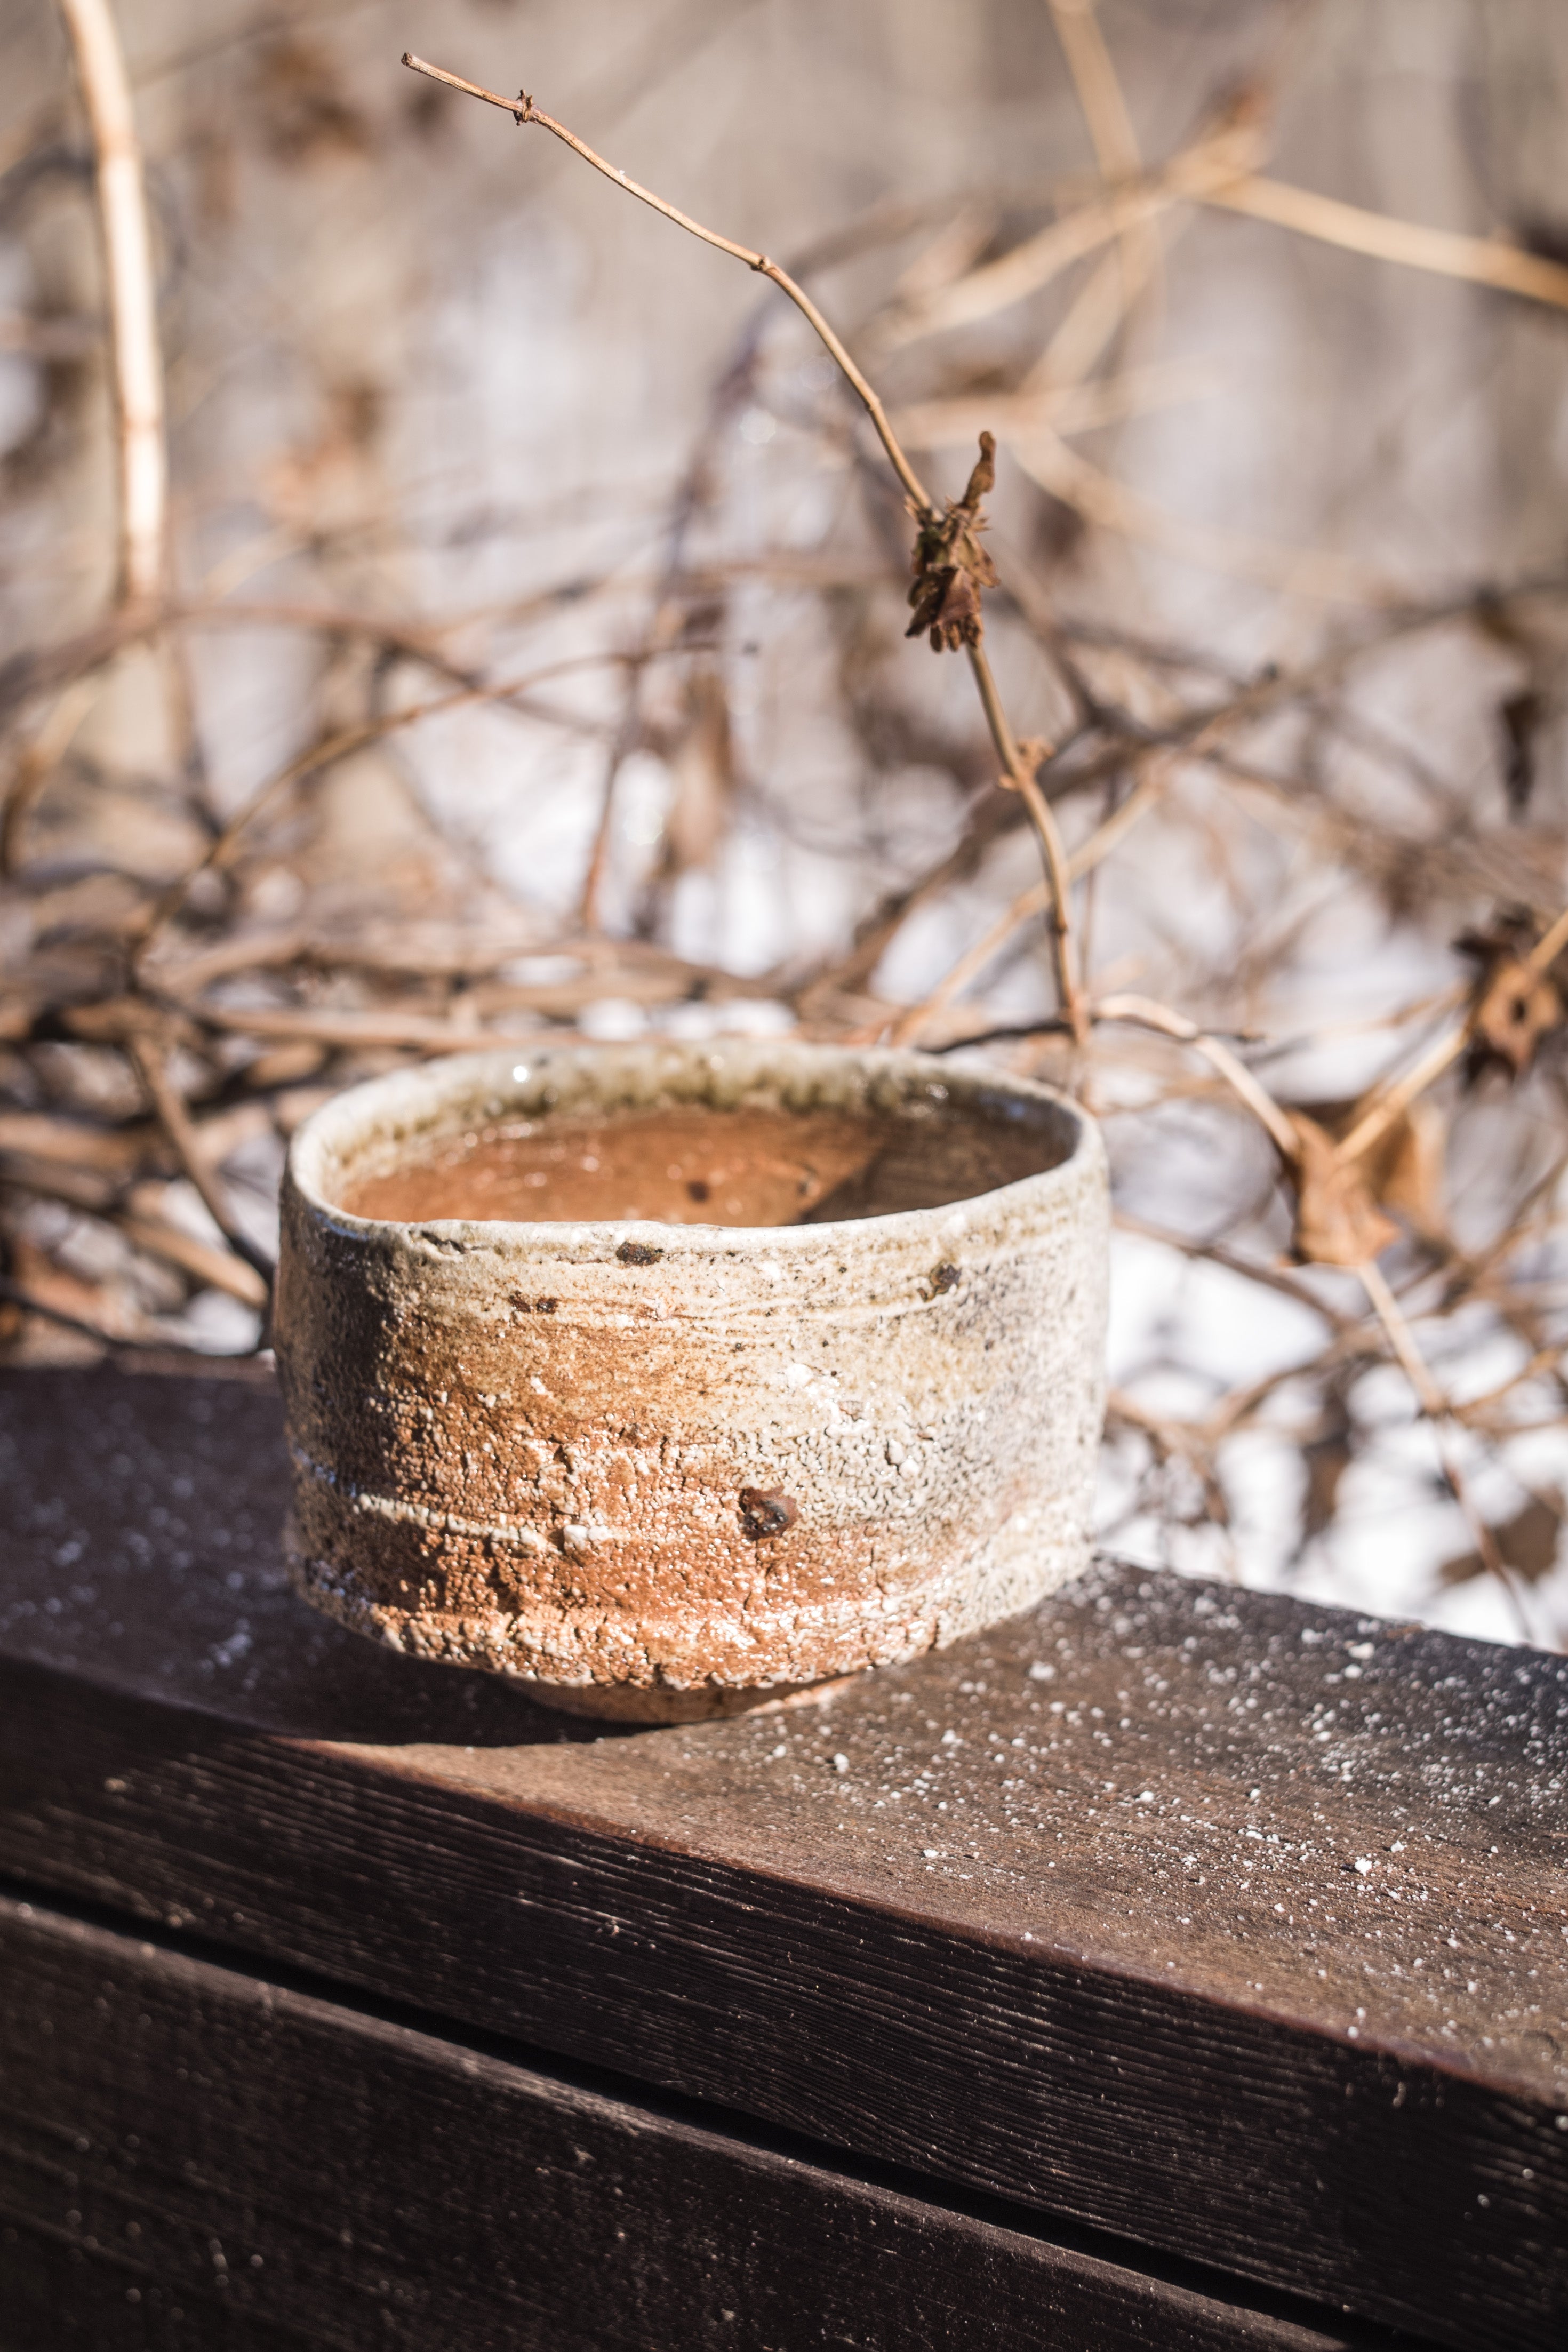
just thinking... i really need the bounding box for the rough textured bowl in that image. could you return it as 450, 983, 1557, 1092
275, 1041, 1108, 1720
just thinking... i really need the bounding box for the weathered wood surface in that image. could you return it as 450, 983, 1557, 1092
0, 1367, 1564, 2351
0, 1891, 1378, 2352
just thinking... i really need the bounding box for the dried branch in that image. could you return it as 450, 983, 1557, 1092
129, 1038, 273, 1293
55, 0, 167, 607
117, 1203, 270, 1309
1046, 0, 1162, 326
176, 1003, 556, 1055
399, 54, 933, 516
1203, 173, 1568, 316
868, 111, 1266, 353
889, 357, 1219, 449
130, 644, 687, 962
1048, 1, 1145, 196
891, 742, 1187, 1046
0, 25, 1561, 1643
401, 51, 1089, 1057
1009, 416, 1387, 602
0, 675, 102, 877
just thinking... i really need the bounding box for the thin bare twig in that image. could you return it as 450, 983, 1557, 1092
402, 50, 1089, 1057
959, 641, 1086, 1041
401, 54, 933, 516
1113, 1210, 1354, 1331
890, 742, 1185, 1046
1013, 764, 1087, 1044
1357, 1256, 1537, 1642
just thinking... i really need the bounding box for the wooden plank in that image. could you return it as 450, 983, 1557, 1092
0, 2219, 311, 2352
0, 1893, 1369, 2352
0, 1366, 1564, 2350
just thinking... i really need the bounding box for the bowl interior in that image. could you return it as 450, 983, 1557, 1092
294, 1043, 1085, 1234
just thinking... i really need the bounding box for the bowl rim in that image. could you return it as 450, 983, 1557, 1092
285, 1037, 1103, 1252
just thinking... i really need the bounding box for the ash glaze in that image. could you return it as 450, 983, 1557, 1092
276, 1041, 1108, 1721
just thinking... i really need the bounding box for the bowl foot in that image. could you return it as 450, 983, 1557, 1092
523, 1670, 866, 1724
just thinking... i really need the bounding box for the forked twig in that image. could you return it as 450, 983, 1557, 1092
1093, 993, 1298, 1154
1335, 899, 1568, 1166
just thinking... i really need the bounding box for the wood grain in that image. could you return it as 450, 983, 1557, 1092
0, 1367, 1563, 2350
0, 1892, 1378, 2352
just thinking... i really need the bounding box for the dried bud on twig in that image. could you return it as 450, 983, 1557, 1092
1279, 1096, 1446, 1268
906, 432, 1001, 653
1456, 910, 1566, 1079
1287, 1113, 1401, 1267
1473, 959, 1563, 1075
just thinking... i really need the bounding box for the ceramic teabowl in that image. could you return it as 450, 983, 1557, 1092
275, 1040, 1108, 1720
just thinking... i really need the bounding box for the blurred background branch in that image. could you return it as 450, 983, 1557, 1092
0, 0, 1565, 1647
55, 0, 166, 607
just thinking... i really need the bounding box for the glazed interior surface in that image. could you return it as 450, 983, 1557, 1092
336, 1098, 1068, 1229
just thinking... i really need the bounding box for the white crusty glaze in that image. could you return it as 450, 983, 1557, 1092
276, 1042, 1108, 1720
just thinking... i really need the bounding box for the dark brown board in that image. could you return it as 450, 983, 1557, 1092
2, 2222, 312, 2352
0, 1892, 1382, 2352
0, 1367, 1564, 2351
